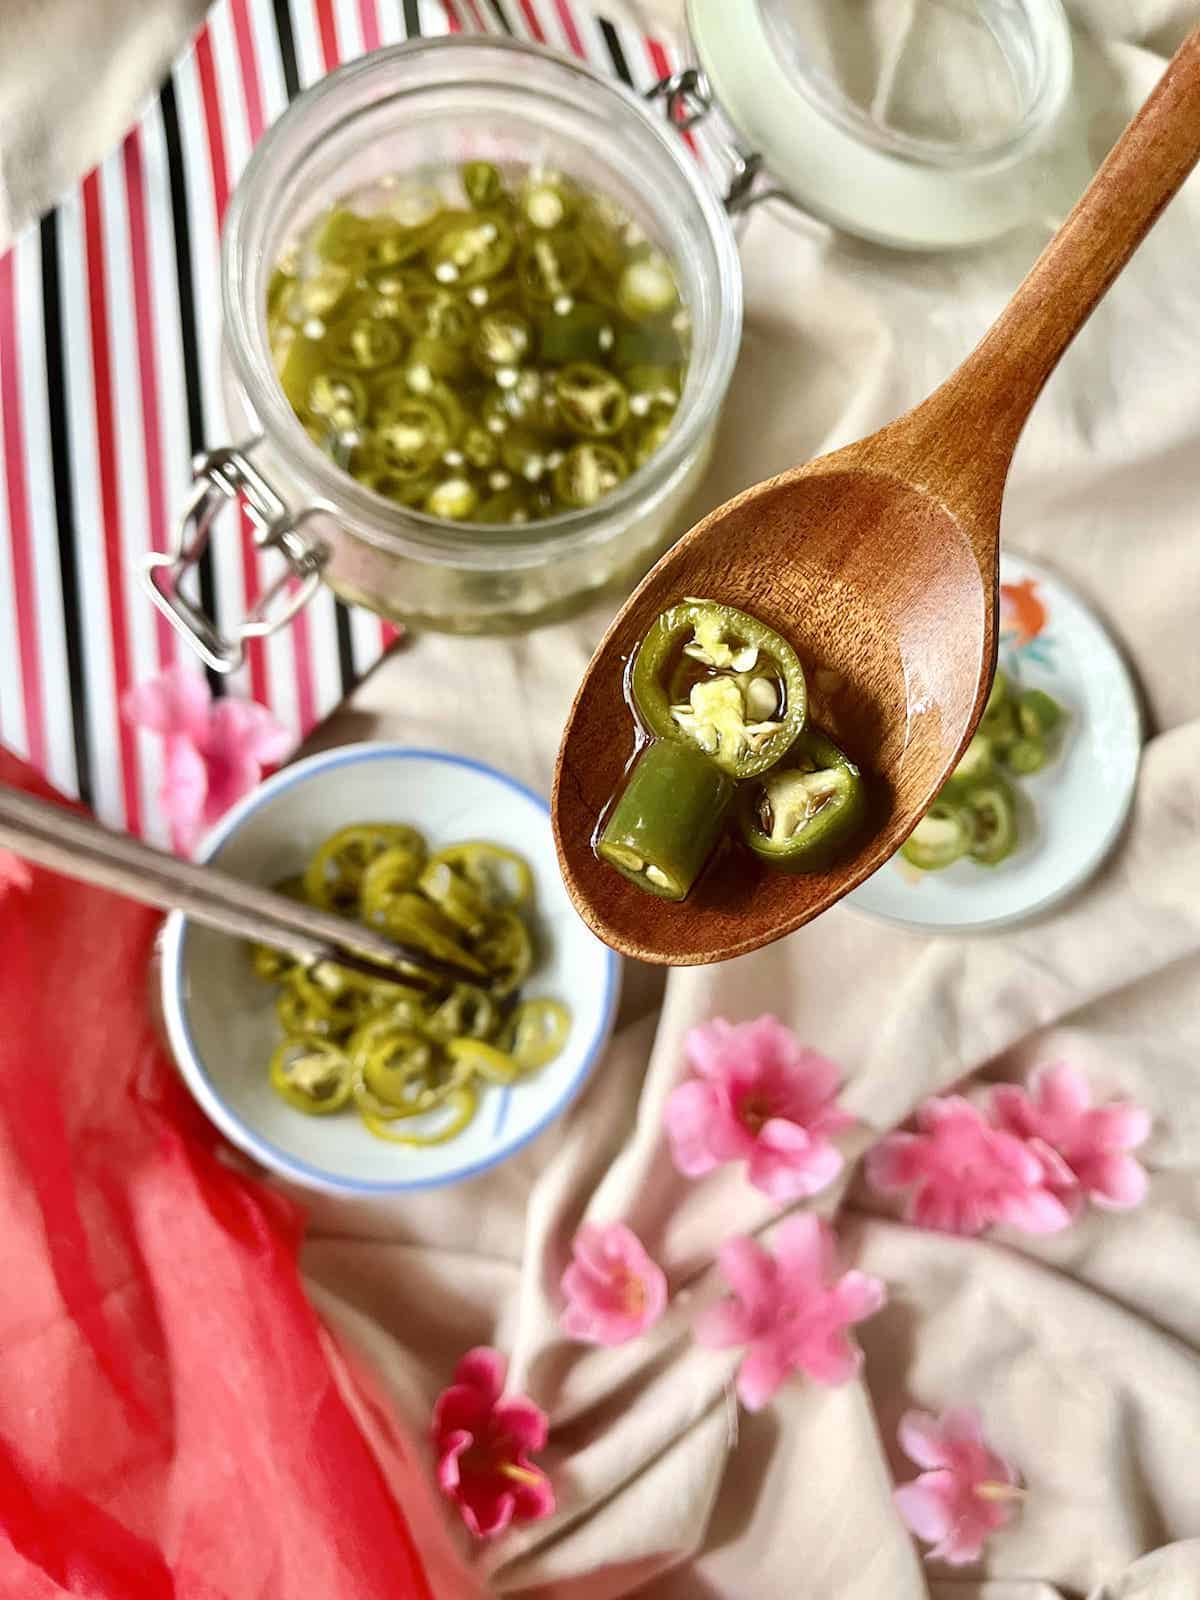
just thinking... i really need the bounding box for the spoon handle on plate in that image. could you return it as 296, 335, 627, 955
0, 784, 467, 989
897, 27, 1200, 500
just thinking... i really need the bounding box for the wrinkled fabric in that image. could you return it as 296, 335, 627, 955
0, 751, 438, 1597
296, 5, 1200, 1595
3, 0, 1200, 1595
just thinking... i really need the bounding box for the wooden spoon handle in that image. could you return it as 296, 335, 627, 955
898, 27, 1200, 504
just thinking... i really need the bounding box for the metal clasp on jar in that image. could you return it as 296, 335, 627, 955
143, 440, 328, 674
646, 67, 792, 218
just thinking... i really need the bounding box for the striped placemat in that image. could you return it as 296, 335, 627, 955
0, 0, 707, 844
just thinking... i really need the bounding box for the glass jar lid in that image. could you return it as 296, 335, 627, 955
686, 0, 1084, 248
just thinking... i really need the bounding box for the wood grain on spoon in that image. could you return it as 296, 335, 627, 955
554, 28, 1200, 967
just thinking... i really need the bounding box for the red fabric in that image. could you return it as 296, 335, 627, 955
0, 751, 434, 1599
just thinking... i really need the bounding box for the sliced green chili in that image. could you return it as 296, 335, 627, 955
738, 729, 867, 872
631, 599, 807, 779
597, 738, 734, 901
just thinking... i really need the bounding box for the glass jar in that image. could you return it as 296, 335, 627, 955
148, 36, 741, 664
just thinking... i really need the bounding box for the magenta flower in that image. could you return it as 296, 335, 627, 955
866, 1095, 1072, 1237
560, 1222, 668, 1346
0, 849, 32, 898
894, 1407, 1023, 1566
990, 1062, 1150, 1216
664, 1016, 855, 1202
431, 1347, 554, 1538
123, 665, 291, 854
694, 1213, 886, 1410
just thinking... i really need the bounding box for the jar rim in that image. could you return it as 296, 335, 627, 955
222, 35, 742, 565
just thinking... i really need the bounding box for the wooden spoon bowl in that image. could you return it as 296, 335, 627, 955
554, 29, 1200, 966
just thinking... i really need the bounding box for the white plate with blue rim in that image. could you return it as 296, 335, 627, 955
160, 744, 621, 1195
846, 553, 1142, 934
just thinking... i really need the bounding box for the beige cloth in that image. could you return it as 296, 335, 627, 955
7, 0, 1200, 1595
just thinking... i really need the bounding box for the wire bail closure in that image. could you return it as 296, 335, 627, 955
143, 440, 328, 675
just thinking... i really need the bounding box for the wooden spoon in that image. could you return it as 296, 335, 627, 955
553, 30, 1200, 967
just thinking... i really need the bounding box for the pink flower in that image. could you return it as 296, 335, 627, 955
431, 1347, 555, 1538
123, 666, 291, 854
694, 1213, 886, 1410
0, 849, 32, 898
894, 1407, 1023, 1566
866, 1095, 1072, 1237
664, 1016, 855, 1203
560, 1222, 668, 1346
990, 1062, 1150, 1216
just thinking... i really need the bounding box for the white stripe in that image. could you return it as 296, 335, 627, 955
58, 188, 125, 829
290, 0, 327, 85
173, 51, 253, 699
250, 0, 291, 118
376, 0, 408, 45
349, 604, 381, 681
417, 0, 453, 39
214, 3, 307, 736
334, 0, 365, 59
13, 229, 78, 797
250, 0, 354, 737
0, 338, 27, 762
143, 105, 195, 609
99, 151, 170, 843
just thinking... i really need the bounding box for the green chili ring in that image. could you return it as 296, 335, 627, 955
737, 729, 867, 873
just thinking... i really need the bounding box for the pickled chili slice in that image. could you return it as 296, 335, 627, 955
427, 842, 534, 911
964, 779, 1019, 866
502, 999, 571, 1071
269, 1038, 354, 1115
737, 729, 866, 873
900, 802, 973, 871
597, 738, 734, 902
360, 1085, 478, 1145
631, 599, 807, 779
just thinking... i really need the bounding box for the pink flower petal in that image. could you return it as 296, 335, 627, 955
893, 1475, 956, 1544
206, 696, 292, 767
798, 1328, 862, 1387
829, 1269, 888, 1325
929, 1521, 989, 1567
865, 1133, 926, 1193
769, 1211, 834, 1286
1029, 1060, 1090, 1118
1086, 1102, 1151, 1152
898, 1410, 955, 1471
161, 736, 210, 855
122, 664, 211, 739
937, 1407, 986, 1453
492, 1398, 548, 1454
693, 1297, 756, 1351
453, 1346, 506, 1403
995, 1186, 1073, 1234
432, 1385, 492, 1442
684, 1018, 738, 1080
747, 1120, 844, 1202
1083, 1151, 1149, 1209
715, 1236, 775, 1317
735, 1342, 791, 1411
663, 1080, 722, 1177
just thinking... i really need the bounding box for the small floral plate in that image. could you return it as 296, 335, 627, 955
846, 553, 1142, 934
